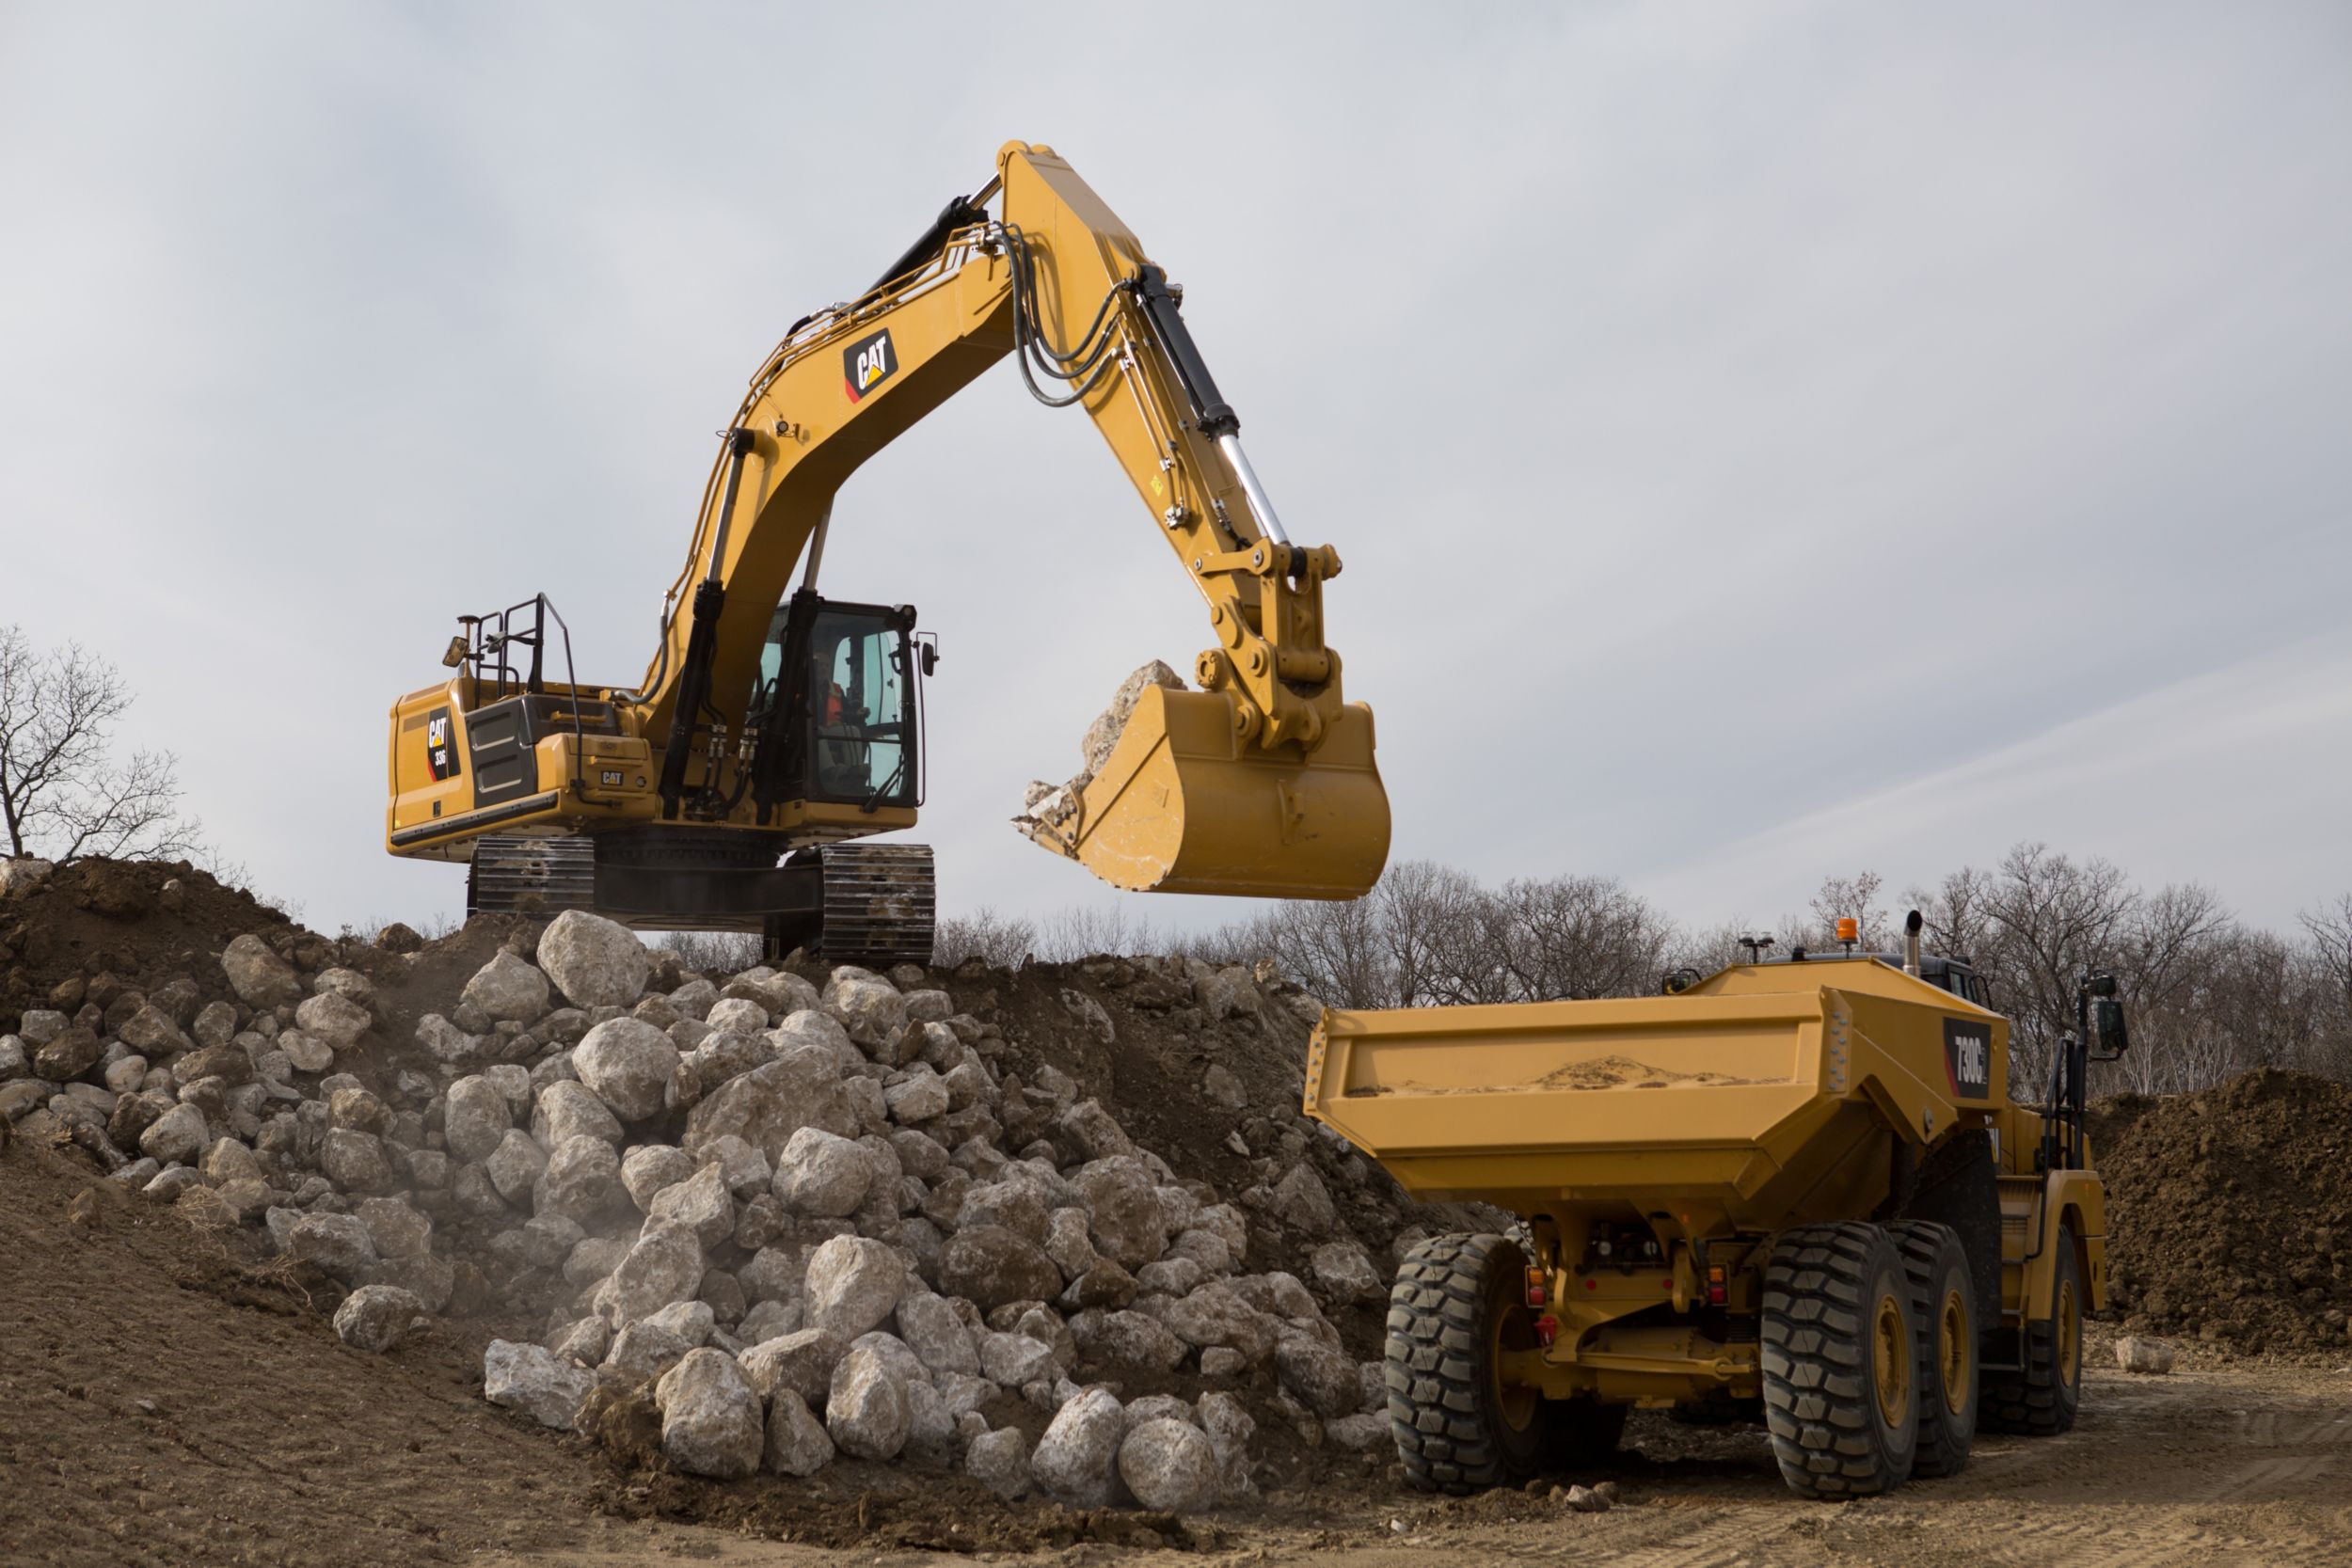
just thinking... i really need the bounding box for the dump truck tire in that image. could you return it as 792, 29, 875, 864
1385, 1232, 1613, 1492
1760, 1222, 1919, 1498
1889, 1221, 1978, 1477
1982, 1221, 2084, 1436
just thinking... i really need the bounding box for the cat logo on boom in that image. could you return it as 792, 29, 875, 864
842, 328, 898, 403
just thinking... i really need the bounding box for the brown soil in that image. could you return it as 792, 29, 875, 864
0, 1132, 589, 1568
2091, 1069, 2352, 1354
493, 1344, 2352, 1567
0, 860, 296, 1033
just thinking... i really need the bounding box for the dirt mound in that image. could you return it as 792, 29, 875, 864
2093, 1069, 2352, 1353
0, 1134, 588, 1568
0, 859, 297, 1032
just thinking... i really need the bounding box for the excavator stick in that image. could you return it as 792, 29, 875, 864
1050, 687, 1390, 898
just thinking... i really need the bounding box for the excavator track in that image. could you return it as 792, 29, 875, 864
461, 832, 933, 967
806, 842, 935, 968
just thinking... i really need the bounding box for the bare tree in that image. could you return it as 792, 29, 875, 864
2301, 894, 2352, 1013
932, 907, 1038, 969
1488, 874, 1675, 1001
0, 626, 201, 863
1809, 870, 1890, 950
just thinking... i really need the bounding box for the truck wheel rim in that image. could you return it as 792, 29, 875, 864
1871, 1288, 1911, 1429
1939, 1287, 1970, 1416
2057, 1278, 2080, 1386
1491, 1306, 1540, 1433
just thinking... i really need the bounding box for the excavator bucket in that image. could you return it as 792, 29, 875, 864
1055, 686, 1390, 898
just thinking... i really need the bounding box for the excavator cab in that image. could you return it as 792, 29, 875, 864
748, 589, 927, 815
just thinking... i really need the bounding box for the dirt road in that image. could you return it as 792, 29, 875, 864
486, 1355, 2352, 1568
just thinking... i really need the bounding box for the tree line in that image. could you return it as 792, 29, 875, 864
939, 845, 2352, 1099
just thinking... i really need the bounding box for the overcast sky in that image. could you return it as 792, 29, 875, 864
4, 2, 2346, 941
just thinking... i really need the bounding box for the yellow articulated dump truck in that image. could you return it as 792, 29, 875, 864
1305, 912, 2130, 1500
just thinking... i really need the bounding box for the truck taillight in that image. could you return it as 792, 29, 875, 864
1534, 1315, 1558, 1348
1707, 1264, 1727, 1306
1524, 1267, 1548, 1307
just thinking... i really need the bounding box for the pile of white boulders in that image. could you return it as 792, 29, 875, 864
0, 895, 1396, 1513
464, 912, 1388, 1510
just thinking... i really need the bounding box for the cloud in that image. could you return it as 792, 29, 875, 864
1637, 629, 2352, 930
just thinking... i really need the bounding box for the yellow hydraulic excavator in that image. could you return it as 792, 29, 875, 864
384, 141, 1390, 962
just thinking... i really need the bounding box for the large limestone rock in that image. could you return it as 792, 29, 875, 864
221, 934, 303, 1008
1168, 1282, 1278, 1362
648, 1163, 737, 1250
285, 1212, 377, 1280
764, 1388, 834, 1476
1199, 1390, 1257, 1502
138, 1102, 208, 1164
774, 1126, 876, 1217
321, 1129, 396, 1192
535, 911, 653, 1009
533, 1134, 627, 1222
896, 1291, 981, 1377
1119, 1418, 1219, 1513
443, 1075, 512, 1163
978, 1331, 1057, 1387
603, 1320, 698, 1383
621, 1144, 700, 1211
1031, 1387, 1125, 1506
1309, 1240, 1386, 1302
1074, 1307, 1188, 1370
35, 1024, 104, 1083
572, 1018, 679, 1123
485, 1339, 596, 1431
0, 856, 53, 896
967, 1426, 1032, 1500
1275, 1334, 1362, 1418
2116, 1336, 2176, 1374
463, 950, 551, 1023
941, 1224, 1063, 1312
356, 1196, 433, 1259
532, 1080, 625, 1148
655, 1348, 765, 1480
1082, 660, 1185, 774
825, 1346, 910, 1461
822, 974, 907, 1051
118, 1005, 190, 1056
334, 1285, 426, 1353
739, 1328, 845, 1410
483, 1129, 548, 1204
803, 1236, 906, 1339
1197, 965, 1262, 1022
1270, 1163, 1336, 1232
294, 991, 372, 1053
599, 1220, 706, 1324
682, 1043, 862, 1162
1085, 1185, 1169, 1273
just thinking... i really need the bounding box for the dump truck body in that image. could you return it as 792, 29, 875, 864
1306, 949, 2113, 1497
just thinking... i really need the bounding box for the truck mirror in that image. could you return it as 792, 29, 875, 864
2089, 995, 2130, 1060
